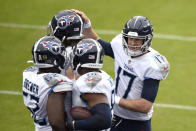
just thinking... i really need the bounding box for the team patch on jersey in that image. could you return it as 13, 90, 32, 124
84, 72, 102, 88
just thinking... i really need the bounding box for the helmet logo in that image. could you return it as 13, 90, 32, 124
58, 15, 75, 29
42, 41, 61, 55
76, 43, 94, 56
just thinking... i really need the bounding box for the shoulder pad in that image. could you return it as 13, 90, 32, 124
111, 34, 122, 44
43, 73, 72, 92
153, 53, 170, 79
52, 81, 72, 92
24, 66, 38, 72
84, 72, 102, 88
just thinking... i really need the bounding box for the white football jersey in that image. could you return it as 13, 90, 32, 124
111, 34, 170, 121
72, 70, 115, 109
22, 66, 72, 131
72, 70, 115, 131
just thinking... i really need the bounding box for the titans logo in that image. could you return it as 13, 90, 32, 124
76, 43, 94, 56
42, 41, 61, 55
57, 15, 75, 29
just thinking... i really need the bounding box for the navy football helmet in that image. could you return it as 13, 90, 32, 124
32, 36, 68, 70
73, 38, 104, 71
122, 16, 153, 57
47, 10, 84, 46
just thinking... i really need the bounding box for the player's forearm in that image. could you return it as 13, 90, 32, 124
119, 98, 153, 114
73, 103, 112, 130
83, 27, 99, 40
71, 9, 100, 41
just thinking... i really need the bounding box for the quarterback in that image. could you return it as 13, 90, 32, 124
72, 9, 170, 131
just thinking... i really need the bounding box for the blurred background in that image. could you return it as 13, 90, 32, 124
0, 0, 196, 130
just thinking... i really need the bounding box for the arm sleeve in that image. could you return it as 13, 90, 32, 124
98, 39, 114, 58
141, 78, 160, 103
74, 103, 112, 130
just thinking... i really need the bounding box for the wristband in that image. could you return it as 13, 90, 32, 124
115, 95, 121, 105
83, 20, 91, 29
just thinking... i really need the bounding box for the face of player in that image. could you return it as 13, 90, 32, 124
127, 38, 143, 51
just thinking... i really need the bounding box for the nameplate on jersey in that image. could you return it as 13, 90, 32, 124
23, 78, 39, 95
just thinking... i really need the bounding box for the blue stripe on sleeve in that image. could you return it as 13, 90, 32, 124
98, 39, 114, 58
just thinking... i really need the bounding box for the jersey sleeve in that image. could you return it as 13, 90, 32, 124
98, 39, 114, 58
145, 52, 170, 80
43, 73, 72, 93
76, 72, 109, 96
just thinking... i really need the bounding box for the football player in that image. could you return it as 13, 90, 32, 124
46, 10, 88, 125
68, 38, 115, 131
72, 10, 170, 131
22, 36, 72, 131
47, 9, 85, 76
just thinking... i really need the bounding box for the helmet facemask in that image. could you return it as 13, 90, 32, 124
122, 33, 152, 57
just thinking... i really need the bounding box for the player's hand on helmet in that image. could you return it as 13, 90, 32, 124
71, 9, 99, 39
71, 9, 90, 24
